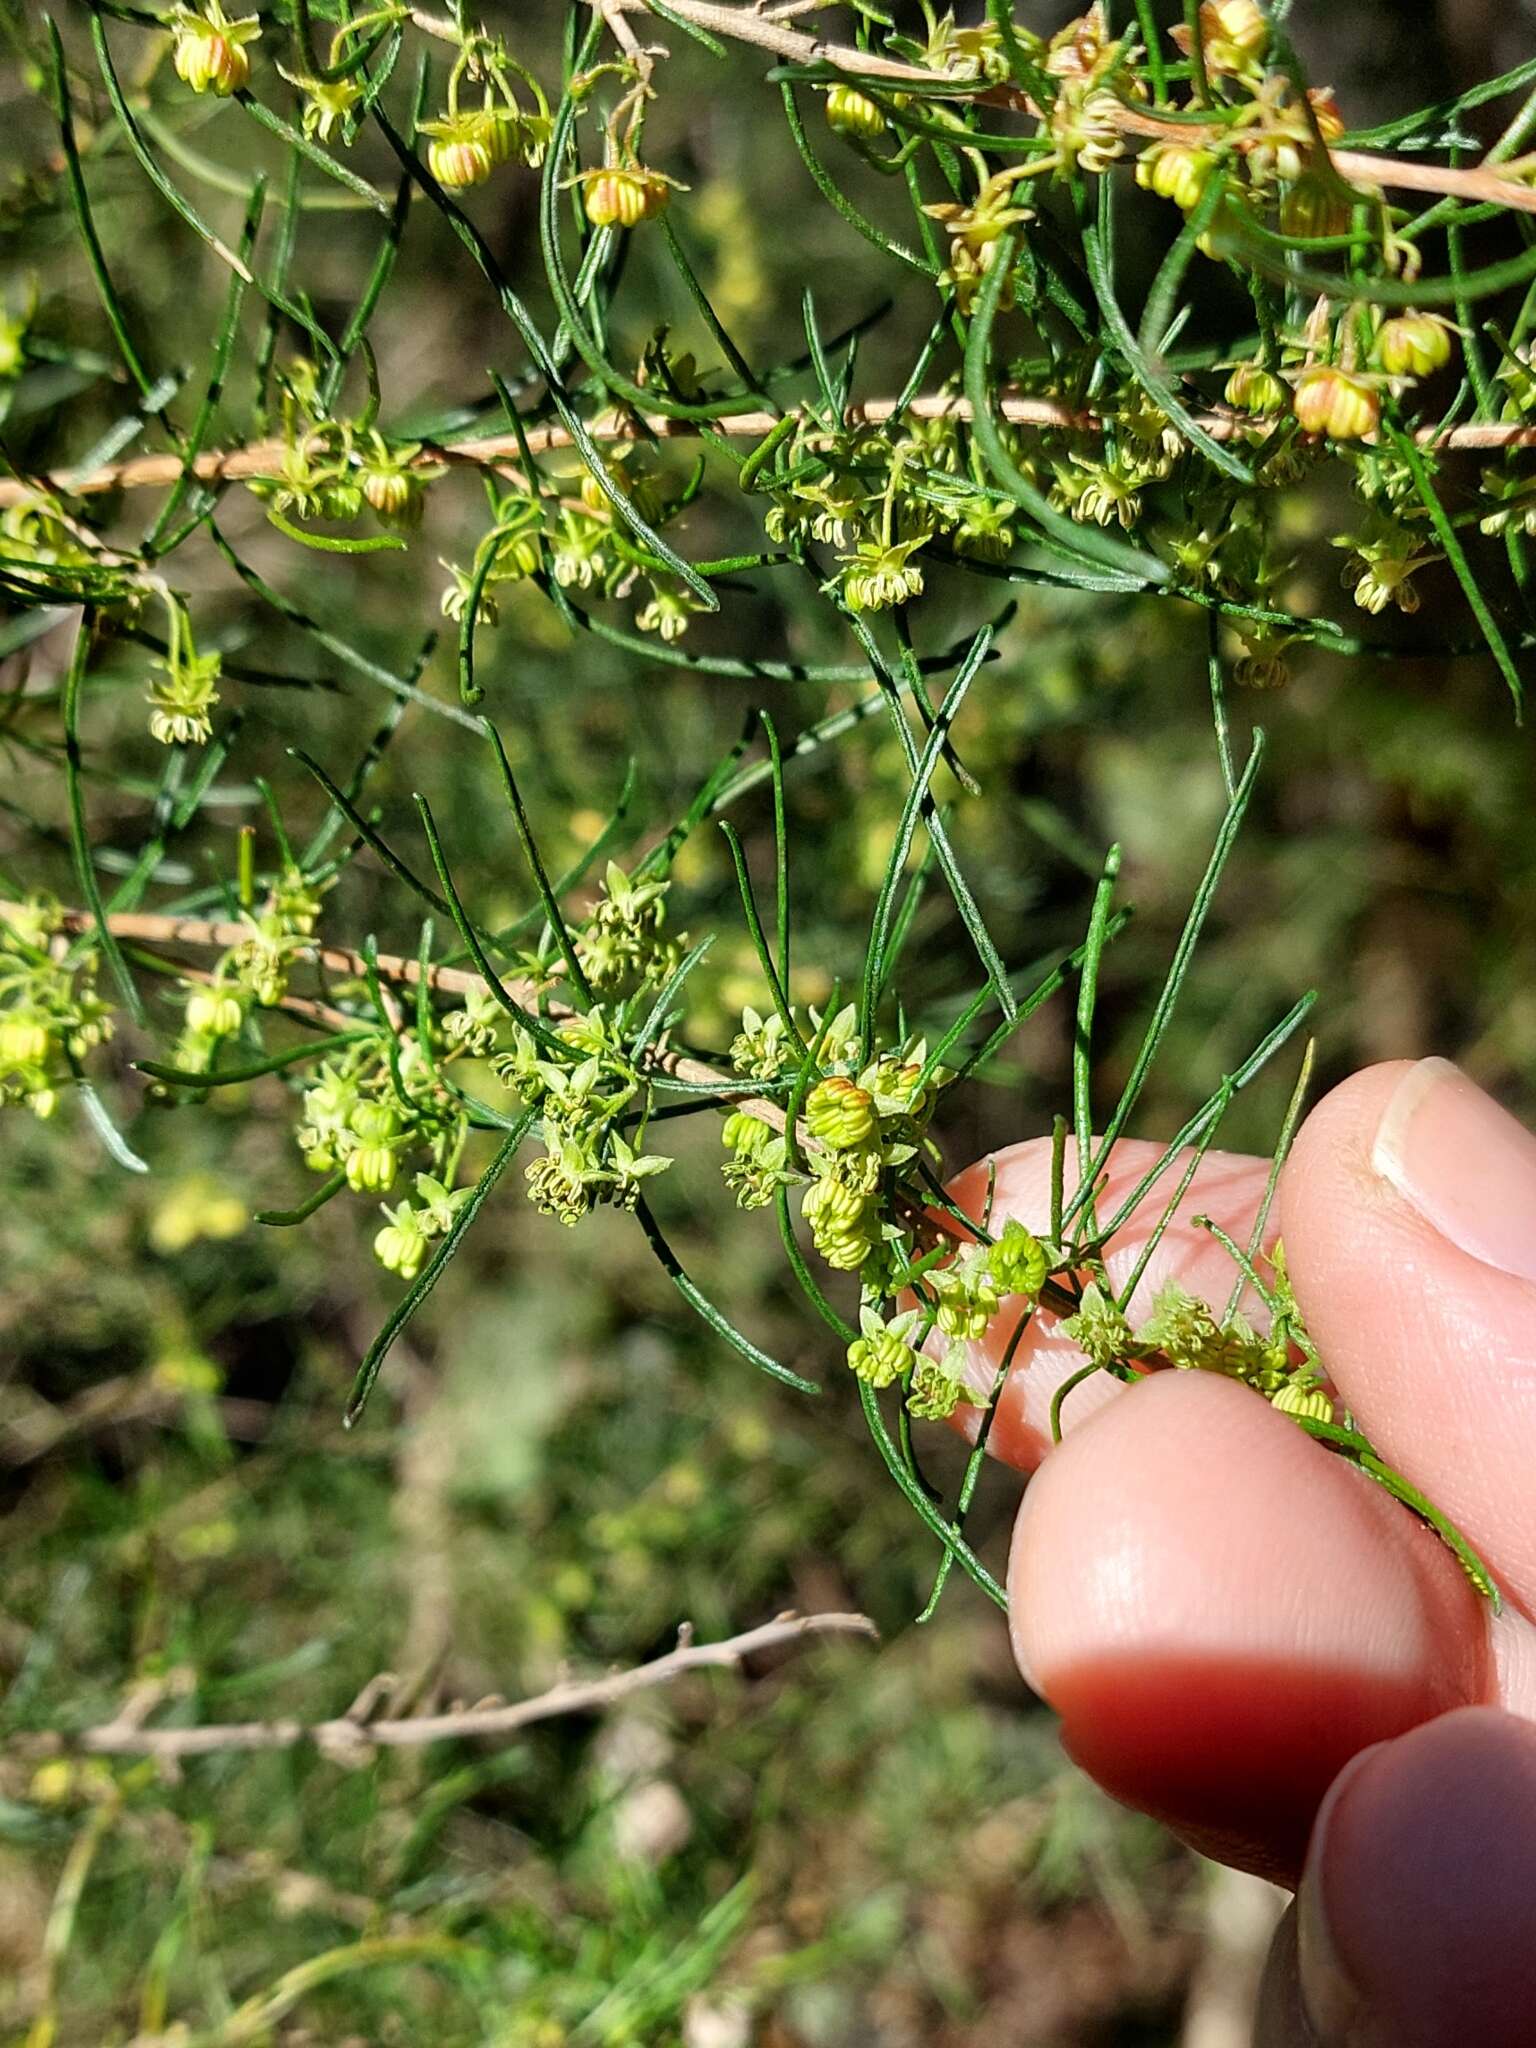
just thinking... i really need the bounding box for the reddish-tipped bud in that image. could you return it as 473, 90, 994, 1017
582, 166, 671, 229
428, 134, 494, 190
1292, 364, 1380, 440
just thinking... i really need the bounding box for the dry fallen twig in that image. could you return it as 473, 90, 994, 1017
18, 1611, 879, 1763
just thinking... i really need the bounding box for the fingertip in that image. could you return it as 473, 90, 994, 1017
1008, 1372, 1489, 1882
1296, 1707, 1536, 2046
1278, 1059, 1536, 1612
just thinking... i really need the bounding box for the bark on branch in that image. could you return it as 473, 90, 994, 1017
3, 392, 1532, 512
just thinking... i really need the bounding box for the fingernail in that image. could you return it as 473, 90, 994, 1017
1372, 1057, 1536, 1286
1296, 1745, 1382, 2046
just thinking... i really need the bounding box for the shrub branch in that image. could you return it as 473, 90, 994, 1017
4, 395, 1534, 511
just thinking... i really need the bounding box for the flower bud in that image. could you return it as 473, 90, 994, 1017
825, 84, 887, 141
987, 1220, 1049, 1299
802, 1174, 868, 1232
583, 166, 670, 229
351, 1100, 399, 1144
722, 1109, 773, 1157
1136, 142, 1217, 212
185, 987, 244, 1038
375, 1210, 427, 1280
814, 1221, 873, 1272
1223, 361, 1288, 414
361, 465, 422, 527
428, 135, 494, 190
173, 24, 250, 97
846, 1327, 912, 1387
1195, 0, 1268, 70
1234, 638, 1291, 690
806, 1075, 878, 1150
1292, 364, 1380, 440
1375, 313, 1455, 380
1270, 1381, 1334, 1423
1279, 177, 1351, 241
0, 1014, 50, 1067
471, 108, 522, 168
346, 1142, 398, 1194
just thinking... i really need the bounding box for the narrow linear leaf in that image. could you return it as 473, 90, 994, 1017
345, 1113, 535, 1425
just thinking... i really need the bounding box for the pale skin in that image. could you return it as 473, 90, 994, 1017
952, 1059, 1536, 2046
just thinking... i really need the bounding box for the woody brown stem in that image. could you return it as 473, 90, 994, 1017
601, 0, 1536, 215
4, 392, 1532, 512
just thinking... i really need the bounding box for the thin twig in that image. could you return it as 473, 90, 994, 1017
4, 392, 1532, 510
17, 1611, 878, 1762
600, 0, 1536, 216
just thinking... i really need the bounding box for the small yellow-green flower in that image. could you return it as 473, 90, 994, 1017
169, 2, 260, 97
987, 1220, 1050, 1300
1224, 361, 1289, 415
1375, 313, 1458, 380
846, 1305, 921, 1388
375, 1202, 428, 1280
184, 985, 244, 1039
906, 1348, 967, 1422
277, 65, 362, 144
1136, 141, 1218, 213
577, 163, 682, 230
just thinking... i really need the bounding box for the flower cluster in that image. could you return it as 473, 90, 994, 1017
440, 452, 702, 642
416, 23, 552, 188
170, 867, 326, 1075
494, 1014, 672, 1228
757, 410, 1033, 611
297, 1030, 466, 1211
0, 900, 115, 1121
249, 363, 447, 538
720, 998, 956, 1285
573, 861, 683, 996
1060, 1252, 1334, 1425
846, 1217, 1054, 1424
800, 1041, 944, 1272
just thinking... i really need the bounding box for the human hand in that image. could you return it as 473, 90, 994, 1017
951, 1060, 1536, 2046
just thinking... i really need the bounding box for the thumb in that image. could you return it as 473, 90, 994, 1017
1256, 1707, 1536, 2048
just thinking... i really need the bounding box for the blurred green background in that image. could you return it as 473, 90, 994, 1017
2, 1, 1534, 2041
